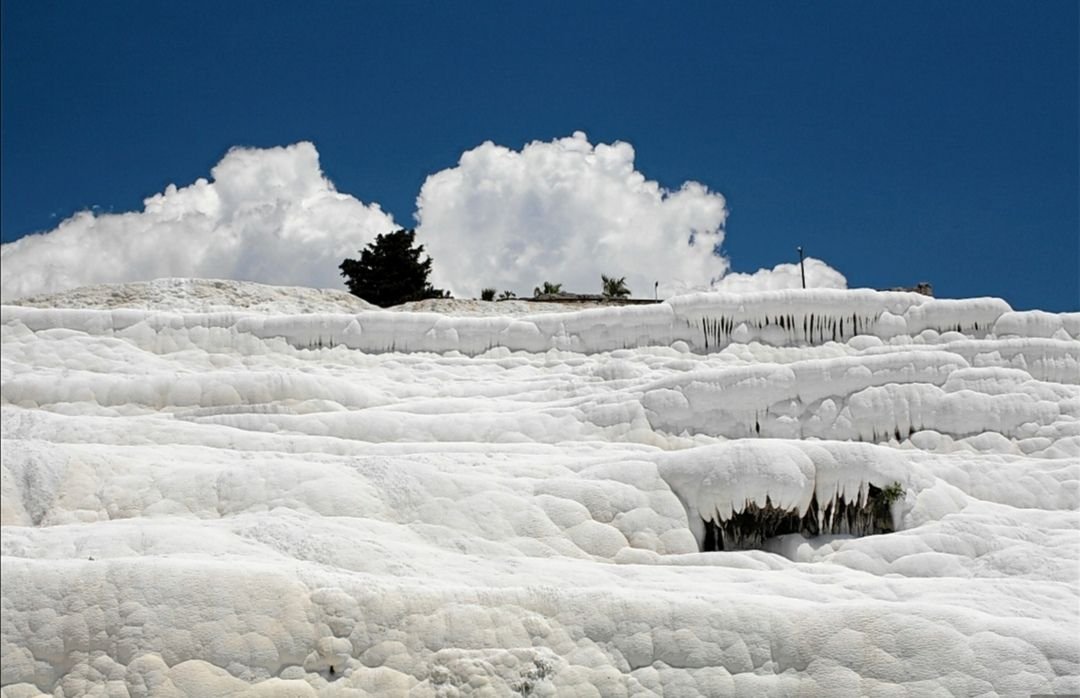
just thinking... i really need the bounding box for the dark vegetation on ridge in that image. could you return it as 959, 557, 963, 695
340, 229, 449, 307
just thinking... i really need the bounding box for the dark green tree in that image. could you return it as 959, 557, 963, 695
339, 229, 448, 307
601, 275, 631, 299
480, 288, 497, 301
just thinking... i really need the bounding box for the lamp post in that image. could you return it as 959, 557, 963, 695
796, 246, 806, 289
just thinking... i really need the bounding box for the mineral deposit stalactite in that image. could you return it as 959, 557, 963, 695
700, 485, 896, 552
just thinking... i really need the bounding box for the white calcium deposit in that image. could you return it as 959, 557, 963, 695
2, 281, 1078, 696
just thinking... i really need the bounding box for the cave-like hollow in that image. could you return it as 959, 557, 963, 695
700, 484, 896, 552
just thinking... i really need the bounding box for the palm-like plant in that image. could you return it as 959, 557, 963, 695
601, 275, 631, 299
497, 290, 516, 300
533, 282, 563, 298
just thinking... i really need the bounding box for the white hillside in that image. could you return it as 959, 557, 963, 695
1, 280, 1078, 696
6, 278, 380, 315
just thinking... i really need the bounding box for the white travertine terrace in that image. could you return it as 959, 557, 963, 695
2, 281, 1078, 696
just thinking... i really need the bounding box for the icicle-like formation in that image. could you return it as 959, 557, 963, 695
657, 440, 909, 552
4, 289, 1072, 356
700, 487, 897, 552
641, 343, 1077, 443
671, 289, 1014, 351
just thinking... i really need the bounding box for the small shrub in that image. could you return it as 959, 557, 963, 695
880, 482, 904, 504
533, 282, 563, 298
481, 288, 496, 301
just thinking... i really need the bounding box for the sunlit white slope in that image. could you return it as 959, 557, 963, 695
7, 278, 379, 315
2, 282, 1078, 696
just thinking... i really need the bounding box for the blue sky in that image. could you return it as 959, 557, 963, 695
2, 0, 1076, 310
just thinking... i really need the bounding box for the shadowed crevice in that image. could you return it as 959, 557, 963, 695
701, 484, 898, 552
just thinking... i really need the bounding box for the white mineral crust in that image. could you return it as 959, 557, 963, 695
1, 281, 1077, 696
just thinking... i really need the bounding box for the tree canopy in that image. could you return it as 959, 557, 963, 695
601, 275, 631, 299
339, 229, 448, 307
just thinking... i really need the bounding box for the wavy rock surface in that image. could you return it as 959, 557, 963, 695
2, 282, 1078, 696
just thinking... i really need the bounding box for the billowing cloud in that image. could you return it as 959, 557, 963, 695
2, 136, 848, 303
0, 142, 396, 301
416, 132, 731, 299
713, 258, 847, 292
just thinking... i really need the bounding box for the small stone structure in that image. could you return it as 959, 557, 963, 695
525, 292, 661, 305
885, 282, 933, 297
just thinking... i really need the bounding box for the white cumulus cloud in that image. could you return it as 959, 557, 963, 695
713, 258, 847, 292
415, 132, 731, 299
0, 142, 397, 301
2, 136, 848, 303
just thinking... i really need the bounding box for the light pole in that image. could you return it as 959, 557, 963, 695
796, 246, 806, 289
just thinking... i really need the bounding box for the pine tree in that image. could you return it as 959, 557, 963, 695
339, 229, 448, 307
